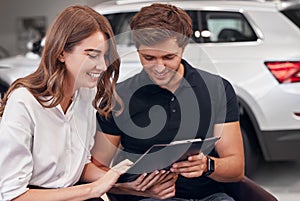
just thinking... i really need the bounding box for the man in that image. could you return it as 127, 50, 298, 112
92, 3, 244, 201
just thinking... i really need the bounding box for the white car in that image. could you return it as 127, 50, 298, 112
0, 0, 300, 175
0, 40, 42, 97
92, 0, 300, 175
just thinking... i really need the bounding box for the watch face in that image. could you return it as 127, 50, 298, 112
209, 157, 215, 171
203, 156, 214, 176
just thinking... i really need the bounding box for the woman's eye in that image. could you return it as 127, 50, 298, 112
87, 53, 99, 59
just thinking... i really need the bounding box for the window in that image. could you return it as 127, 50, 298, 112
187, 11, 257, 43
105, 12, 136, 45
281, 6, 300, 29
105, 10, 258, 45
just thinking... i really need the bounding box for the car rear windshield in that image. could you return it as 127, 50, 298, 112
281, 5, 300, 29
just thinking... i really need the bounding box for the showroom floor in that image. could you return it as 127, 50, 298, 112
251, 160, 300, 201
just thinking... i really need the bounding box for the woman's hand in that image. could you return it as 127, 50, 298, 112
110, 159, 133, 174
90, 159, 133, 198
170, 152, 207, 178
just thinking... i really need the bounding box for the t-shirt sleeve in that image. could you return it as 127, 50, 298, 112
216, 79, 239, 123
96, 112, 122, 136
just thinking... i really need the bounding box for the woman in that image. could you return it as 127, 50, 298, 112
0, 5, 131, 201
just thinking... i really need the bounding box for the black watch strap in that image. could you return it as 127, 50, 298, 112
203, 156, 215, 177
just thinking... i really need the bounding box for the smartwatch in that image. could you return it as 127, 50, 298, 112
203, 156, 215, 176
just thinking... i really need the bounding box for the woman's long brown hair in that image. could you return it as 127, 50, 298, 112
0, 5, 121, 118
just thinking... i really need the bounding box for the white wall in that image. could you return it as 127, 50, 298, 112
0, 0, 105, 56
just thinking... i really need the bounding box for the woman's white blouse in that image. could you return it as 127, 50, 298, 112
0, 87, 97, 200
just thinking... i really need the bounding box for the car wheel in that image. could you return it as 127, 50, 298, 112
241, 126, 262, 177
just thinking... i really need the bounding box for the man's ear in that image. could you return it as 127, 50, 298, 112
58, 51, 65, 63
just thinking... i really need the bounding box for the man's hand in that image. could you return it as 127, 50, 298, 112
170, 152, 207, 178
114, 170, 177, 199
141, 172, 177, 199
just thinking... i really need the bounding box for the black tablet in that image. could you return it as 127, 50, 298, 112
117, 136, 220, 183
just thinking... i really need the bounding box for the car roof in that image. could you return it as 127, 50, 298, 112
93, 0, 281, 14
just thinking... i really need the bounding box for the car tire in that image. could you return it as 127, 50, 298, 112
241, 125, 262, 177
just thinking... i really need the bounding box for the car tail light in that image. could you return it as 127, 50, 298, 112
265, 61, 300, 83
